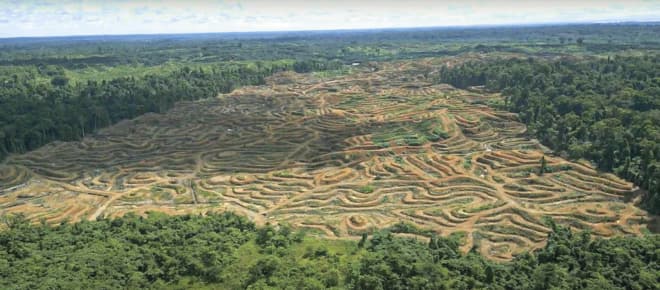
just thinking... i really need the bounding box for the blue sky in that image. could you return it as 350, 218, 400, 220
0, 0, 659, 38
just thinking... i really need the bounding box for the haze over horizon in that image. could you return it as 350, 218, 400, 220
1, 0, 659, 38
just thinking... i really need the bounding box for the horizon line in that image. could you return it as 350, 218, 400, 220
1, 19, 659, 41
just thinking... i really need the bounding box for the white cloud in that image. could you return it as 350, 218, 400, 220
0, 0, 658, 37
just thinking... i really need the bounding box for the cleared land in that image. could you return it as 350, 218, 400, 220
0, 58, 650, 260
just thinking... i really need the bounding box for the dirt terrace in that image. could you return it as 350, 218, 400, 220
0, 58, 650, 260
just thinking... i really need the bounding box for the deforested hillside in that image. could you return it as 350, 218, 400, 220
1, 58, 651, 260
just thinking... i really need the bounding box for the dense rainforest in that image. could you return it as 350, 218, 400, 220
438, 55, 660, 213
0, 212, 658, 289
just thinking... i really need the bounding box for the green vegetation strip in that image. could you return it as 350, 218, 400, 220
0, 212, 657, 289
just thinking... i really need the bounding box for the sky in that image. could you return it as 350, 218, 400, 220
0, 0, 659, 38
